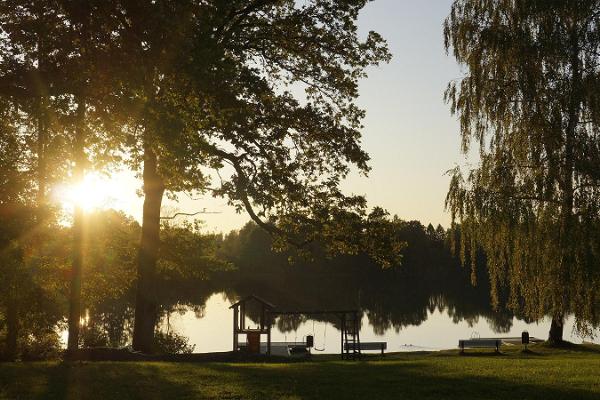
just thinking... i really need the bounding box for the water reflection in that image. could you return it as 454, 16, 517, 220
168, 293, 590, 354
76, 255, 598, 352
224, 258, 517, 338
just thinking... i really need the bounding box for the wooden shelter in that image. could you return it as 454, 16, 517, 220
230, 295, 362, 359
230, 295, 275, 355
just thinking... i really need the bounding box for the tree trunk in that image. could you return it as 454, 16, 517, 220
4, 259, 18, 361
67, 99, 86, 354
548, 315, 564, 345
67, 204, 84, 353
132, 146, 164, 353
37, 97, 47, 206
548, 24, 581, 345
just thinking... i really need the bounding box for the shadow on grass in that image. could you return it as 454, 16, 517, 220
1, 357, 599, 400
538, 341, 600, 353
0, 362, 201, 400
201, 361, 599, 400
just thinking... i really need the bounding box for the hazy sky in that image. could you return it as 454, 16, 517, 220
71, 0, 466, 234
345, 0, 462, 227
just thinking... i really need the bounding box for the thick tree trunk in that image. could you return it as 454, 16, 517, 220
548, 316, 565, 345
67, 100, 86, 354
132, 147, 164, 353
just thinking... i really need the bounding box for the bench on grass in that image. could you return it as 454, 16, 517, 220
459, 339, 501, 353
344, 342, 387, 355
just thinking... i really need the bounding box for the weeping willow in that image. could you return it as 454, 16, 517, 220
444, 0, 600, 343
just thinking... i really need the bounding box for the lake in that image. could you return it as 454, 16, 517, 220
165, 292, 599, 354
61, 246, 600, 353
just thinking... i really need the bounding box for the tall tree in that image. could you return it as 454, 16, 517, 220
61, 0, 91, 355
110, 0, 202, 353
444, 0, 600, 343
108, 0, 393, 352
1, 0, 126, 353
0, 102, 30, 360
0, 0, 64, 359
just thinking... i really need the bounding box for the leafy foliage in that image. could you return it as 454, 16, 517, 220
152, 331, 195, 355
444, 0, 600, 336
218, 220, 515, 336
101, 0, 398, 262
159, 221, 231, 281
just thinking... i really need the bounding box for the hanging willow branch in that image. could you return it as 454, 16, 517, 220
445, 0, 600, 339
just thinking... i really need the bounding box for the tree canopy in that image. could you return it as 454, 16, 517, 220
96, 0, 396, 351
444, 0, 600, 341
111, 0, 394, 253
1, 0, 399, 353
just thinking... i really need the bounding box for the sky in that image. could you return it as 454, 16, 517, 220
59, 0, 466, 234
347, 0, 463, 227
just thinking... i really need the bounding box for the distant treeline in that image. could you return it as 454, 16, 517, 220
215, 220, 515, 334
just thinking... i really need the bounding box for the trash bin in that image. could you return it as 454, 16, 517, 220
522, 331, 530, 345
306, 335, 314, 348
247, 332, 260, 354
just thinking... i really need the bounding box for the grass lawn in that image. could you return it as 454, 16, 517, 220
1, 345, 599, 399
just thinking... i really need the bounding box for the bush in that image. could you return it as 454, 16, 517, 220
80, 324, 110, 348
152, 331, 195, 354
20, 331, 62, 361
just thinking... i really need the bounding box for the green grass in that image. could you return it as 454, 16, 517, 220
1, 345, 600, 399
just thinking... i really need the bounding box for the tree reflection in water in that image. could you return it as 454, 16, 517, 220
80, 222, 530, 350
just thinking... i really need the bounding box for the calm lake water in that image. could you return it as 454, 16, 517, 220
165, 292, 599, 354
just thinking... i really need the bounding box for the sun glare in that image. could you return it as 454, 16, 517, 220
53, 172, 120, 213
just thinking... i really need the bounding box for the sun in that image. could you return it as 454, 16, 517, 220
53, 172, 119, 213
52, 170, 143, 220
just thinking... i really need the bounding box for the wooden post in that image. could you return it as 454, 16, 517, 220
342, 313, 347, 360
267, 321, 272, 356
340, 314, 344, 360
354, 311, 361, 360
240, 303, 245, 331
233, 306, 239, 351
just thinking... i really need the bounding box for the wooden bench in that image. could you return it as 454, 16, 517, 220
459, 339, 501, 353
344, 342, 387, 355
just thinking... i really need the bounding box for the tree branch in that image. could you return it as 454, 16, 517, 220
216, 0, 278, 44
202, 141, 311, 247
160, 209, 222, 220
